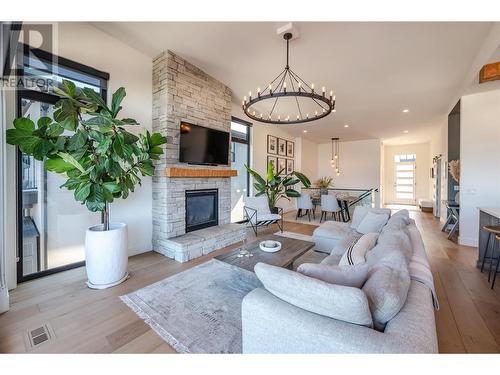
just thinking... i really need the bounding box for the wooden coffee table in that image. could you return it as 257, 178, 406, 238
215, 234, 314, 272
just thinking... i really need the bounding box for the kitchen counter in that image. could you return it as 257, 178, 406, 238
477, 208, 500, 270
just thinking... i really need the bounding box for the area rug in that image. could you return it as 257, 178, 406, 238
120, 259, 262, 353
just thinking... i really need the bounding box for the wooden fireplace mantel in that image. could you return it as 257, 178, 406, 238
165, 167, 238, 178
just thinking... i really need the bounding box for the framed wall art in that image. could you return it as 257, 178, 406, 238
278, 138, 287, 156
286, 158, 294, 174
267, 155, 277, 171
286, 140, 294, 158
267, 135, 277, 154
277, 158, 287, 174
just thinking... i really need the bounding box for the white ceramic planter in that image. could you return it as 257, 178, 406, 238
85, 222, 129, 289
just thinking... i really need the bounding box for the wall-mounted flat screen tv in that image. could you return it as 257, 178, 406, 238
179, 122, 230, 165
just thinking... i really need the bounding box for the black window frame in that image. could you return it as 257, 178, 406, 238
15, 45, 109, 283
230, 116, 252, 224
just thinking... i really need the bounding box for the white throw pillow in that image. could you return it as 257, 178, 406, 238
254, 262, 373, 326
350, 206, 370, 229
339, 233, 379, 266
356, 212, 390, 234
297, 263, 369, 288
351, 207, 391, 230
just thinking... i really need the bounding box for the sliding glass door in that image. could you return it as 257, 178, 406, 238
18, 93, 100, 279
16, 45, 109, 282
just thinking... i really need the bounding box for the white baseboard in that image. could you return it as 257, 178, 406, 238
459, 236, 477, 247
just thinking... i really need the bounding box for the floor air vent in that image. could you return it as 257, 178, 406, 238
25, 323, 55, 349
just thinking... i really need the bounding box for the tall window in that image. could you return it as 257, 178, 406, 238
230, 117, 251, 222
16, 45, 109, 282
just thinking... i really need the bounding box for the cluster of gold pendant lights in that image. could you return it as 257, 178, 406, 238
331, 137, 340, 176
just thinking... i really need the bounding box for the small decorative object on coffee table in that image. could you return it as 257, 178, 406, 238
259, 240, 282, 253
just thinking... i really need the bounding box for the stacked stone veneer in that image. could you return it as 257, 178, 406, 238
152, 50, 243, 261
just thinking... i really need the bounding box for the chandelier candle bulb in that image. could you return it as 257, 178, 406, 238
322, 86, 325, 96
311, 83, 315, 92
330, 90, 333, 100
249, 91, 252, 100
283, 81, 287, 93
244, 96, 247, 103
315, 111, 318, 117
298, 82, 302, 92
257, 88, 261, 97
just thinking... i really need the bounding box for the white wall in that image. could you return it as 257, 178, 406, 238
383, 142, 431, 205
296, 137, 318, 182
317, 139, 381, 206
459, 89, 500, 247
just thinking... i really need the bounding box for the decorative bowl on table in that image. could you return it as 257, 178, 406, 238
259, 240, 282, 253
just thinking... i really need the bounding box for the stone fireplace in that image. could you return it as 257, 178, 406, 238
151, 51, 246, 262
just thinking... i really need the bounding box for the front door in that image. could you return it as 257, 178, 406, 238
391, 154, 416, 205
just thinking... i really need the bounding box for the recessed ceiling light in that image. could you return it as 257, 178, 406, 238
303, 130, 308, 133
344, 124, 349, 128
403, 130, 409, 134
402, 109, 409, 113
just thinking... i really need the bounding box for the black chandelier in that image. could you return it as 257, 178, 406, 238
242, 32, 335, 125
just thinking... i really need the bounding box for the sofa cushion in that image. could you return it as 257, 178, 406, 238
292, 249, 329, 270
254, 262, 373, 326
383, 210, 410, 231
297, 263, 369, 288
351, 206, 391, 230
356, 212, 390, 234
362, 250, 411, 331
339, 233, 379, 266
313, 221, 353, 254
376, 228, 413, 261
320, 254, 343, 266
331, 232, 363, 256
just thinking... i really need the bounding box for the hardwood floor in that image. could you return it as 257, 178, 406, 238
0, 212, 499, 353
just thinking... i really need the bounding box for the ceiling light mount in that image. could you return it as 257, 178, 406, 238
242, 32, 335, 125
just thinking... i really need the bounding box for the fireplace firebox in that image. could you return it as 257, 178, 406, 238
185, 189, 218, 233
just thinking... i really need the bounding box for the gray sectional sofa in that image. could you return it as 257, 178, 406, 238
241, 207, 438, 353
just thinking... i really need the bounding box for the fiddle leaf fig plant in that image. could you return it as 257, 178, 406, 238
245, 162, 311, 210
6, 79, 167, 230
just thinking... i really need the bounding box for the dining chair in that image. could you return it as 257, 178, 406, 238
296, 193, 315, 222
320, 194, 342, 223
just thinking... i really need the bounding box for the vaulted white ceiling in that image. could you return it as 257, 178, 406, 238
91, 22, 495, 144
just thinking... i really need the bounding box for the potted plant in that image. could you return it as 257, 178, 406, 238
6, 80, 167, 289
245, 162, 311, 212
315, 176, 333, 195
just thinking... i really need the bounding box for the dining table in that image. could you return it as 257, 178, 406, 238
310, 194, 357, 222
